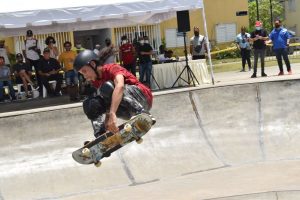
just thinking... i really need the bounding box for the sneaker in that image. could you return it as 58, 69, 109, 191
261, 73, 267, 77
278, 71, 284, 76
251, 74, 257, 78
240, 69, 246, 72
288, 70, 292, 75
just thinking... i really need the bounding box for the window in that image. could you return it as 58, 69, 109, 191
165, 29, 186, 48
288, 0, 296, 12
215, 23, 237, 43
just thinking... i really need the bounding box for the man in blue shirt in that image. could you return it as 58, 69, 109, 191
269, 19, 292, 75
236, 26, 252, 72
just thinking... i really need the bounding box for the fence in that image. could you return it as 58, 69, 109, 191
113, 24, 161, 52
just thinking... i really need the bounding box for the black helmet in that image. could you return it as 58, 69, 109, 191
73, 50, 99, 71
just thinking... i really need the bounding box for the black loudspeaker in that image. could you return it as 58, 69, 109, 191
177, 10, 190, 33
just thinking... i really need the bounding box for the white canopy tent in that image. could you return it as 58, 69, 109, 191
0, 0, 214, 83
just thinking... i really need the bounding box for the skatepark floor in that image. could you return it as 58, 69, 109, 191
1, 64, 300, 200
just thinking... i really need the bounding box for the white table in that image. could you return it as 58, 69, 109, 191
151, 59, 211, 90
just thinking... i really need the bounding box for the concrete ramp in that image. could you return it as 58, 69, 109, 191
1, 80, 300, 200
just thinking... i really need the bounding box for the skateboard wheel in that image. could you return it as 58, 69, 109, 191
82, 148, 91, 157
94, 161, 102, 167
124, 124, 132, 132
136, 138, 143, 144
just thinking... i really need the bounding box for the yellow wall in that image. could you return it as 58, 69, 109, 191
160, 0, 249, 50
1, 37, 15, 54
285, 0, 300, 36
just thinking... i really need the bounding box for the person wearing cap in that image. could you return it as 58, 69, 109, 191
0, 39, 11, 67
269, 19, 292, 75
73, 50, 155, 137
0, 56, 16, 102
13, 53, 35, 98
250, 21, 268, 78
119, 35, 136, 76
22, 30, 42, 95
45, 36, 59, 59
38, 48, 63, 97
236, 26, 252, 72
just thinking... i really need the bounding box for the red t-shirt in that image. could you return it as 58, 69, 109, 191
119, 43, 135, 65
91, 63, 153, 107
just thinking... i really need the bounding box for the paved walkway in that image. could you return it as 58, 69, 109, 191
213, 62, 300, 86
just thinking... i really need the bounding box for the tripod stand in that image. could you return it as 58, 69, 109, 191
172, 32, 199, 88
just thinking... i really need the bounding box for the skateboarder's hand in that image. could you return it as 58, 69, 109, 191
106, 113, 119, 133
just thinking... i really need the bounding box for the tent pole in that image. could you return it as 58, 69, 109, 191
201, 3, 215, 85
137, 24, 141, 37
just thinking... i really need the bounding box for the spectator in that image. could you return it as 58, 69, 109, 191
58, 41, 79, 101
236, 26, 252, 72
190, 27, 207, 60
22, 30, 42, 96
99, 38, 118, 65
269, 19, 292, 75
250, 21, 268, 78
158, 50, 173, 63
0, 39, 11, 67
0, 56, 16, 102
13, 53, 35, 98
93, 44, 101, 56
38, 48, 63, 97
159, 44, 166, 55
119, 35, 136, 76
72, 40, 86, 96
72, 41, 85, 54
138, 35, 153, 87
45, 36, 59, 59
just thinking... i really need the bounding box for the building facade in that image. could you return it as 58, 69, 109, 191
285, 0, 299, 36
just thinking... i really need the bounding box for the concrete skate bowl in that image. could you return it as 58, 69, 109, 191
1, 79, 300, 200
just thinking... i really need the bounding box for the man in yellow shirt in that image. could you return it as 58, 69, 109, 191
58, 41, 79, 101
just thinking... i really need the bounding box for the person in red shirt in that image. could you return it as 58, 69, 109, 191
74, 50, 155, 137
119, 35, 136, 76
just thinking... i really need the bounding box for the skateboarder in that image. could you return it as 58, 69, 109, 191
74, 50, 154, 138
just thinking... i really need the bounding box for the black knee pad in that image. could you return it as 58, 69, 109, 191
100, 81, 114, 100
83, 96, 106, 120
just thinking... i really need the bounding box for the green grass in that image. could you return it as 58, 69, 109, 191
209, 57, 300, 73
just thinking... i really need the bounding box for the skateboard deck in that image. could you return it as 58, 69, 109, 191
72, 113, 154, 166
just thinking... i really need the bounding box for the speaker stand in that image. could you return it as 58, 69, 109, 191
172, 32, 199, 88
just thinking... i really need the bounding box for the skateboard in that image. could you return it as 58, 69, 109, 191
72, 113, 154, 167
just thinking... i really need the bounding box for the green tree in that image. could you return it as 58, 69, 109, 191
248, 0, 284, 32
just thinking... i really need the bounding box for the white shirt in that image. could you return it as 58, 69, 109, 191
23, 38, 40, 61
93, 49, 100, 56
190, 35, 206, 56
